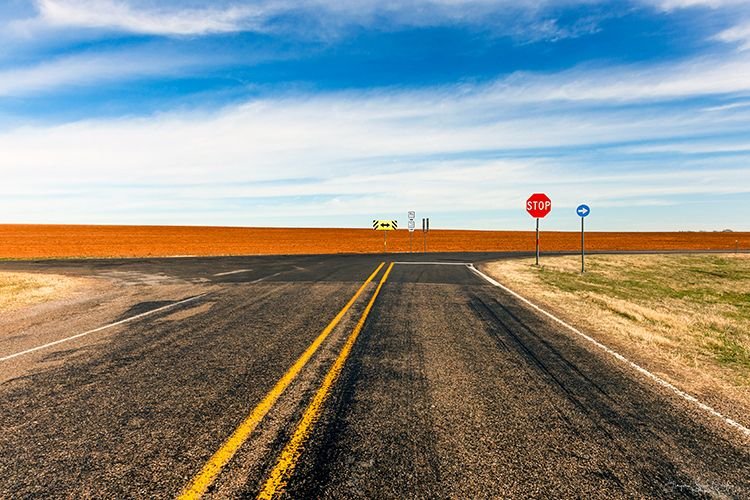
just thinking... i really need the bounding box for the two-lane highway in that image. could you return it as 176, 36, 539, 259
0, 254, 748, 498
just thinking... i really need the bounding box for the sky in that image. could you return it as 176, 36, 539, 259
1, 0, 750, 231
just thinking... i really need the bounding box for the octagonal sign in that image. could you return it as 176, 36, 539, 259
526, 193, 552, 218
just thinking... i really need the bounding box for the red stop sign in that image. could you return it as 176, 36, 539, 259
526, 193, 552, 218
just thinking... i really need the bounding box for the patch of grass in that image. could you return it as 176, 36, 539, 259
711, 333, 750, 369
0, 272, 81, 311
486, 253, 750, 390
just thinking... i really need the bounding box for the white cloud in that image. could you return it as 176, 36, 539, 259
714, 21, 750, 50
5, 40, 750, 102
1, 68, 749, 228
35, 0, 265, 35
645, 0, 748, 10
21, 0, 605, 38
490, 55, 750, 103
1, 20, 750, 228
0, 48, 214, 96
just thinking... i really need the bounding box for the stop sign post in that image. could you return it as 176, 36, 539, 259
526, 193, 552, 265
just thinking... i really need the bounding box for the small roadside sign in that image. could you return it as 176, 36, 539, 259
526, 193, 551, 266
408, 211, 416, 253
373, 220, 397, 231
577, 204, 590, 273
373, 219, 397, 253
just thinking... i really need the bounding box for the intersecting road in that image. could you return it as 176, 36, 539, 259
0, 253, 748, 498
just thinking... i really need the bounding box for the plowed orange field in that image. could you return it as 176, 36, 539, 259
0, 225, 747, 259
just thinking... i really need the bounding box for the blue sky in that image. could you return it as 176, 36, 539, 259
1, 1, 750, 231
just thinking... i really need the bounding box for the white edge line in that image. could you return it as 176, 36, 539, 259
213, 269, 252, 277
0, 293, 208, 363
467, 263, 750, 439
251, 271, 282, 283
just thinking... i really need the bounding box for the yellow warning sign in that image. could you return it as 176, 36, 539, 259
373, 220, 397, 231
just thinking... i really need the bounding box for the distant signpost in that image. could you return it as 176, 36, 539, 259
576, 204, 590, 273
422, 217, 430, 253
408, 211, 416, 253
526, 193, 552, 265
373, 219, 397, 253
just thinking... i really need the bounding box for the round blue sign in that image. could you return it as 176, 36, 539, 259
576, 204, 590, 218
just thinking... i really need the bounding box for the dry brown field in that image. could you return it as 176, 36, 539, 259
0, 224, 748, 259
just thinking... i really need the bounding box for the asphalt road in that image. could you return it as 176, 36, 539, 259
0, 253, 748, 498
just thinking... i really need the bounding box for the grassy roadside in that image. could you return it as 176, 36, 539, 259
483, 254, 750, 416
0, 272, 83, 312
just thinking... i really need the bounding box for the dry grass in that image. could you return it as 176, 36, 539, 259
0, 272, 84, 312
0, 224, 748, 258
484, 254, 750, 418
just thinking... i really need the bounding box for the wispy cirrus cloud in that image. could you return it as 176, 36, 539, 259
648, 0, 748, 9
493, 54, 750, 103
0, 47, 219, 97
714, 21, 750, 50
2, 0, 750, 230
33, 0, 266, 35
15, 0, 607, 39
1, 57, 750, 229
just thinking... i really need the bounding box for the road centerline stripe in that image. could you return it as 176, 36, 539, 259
179, 262, 385, 500
467, 263, 750, 438
0, 293, 209, 363
257, 262, 395, 499
392, 261, 470, 265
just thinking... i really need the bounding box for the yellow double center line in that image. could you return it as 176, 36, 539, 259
257, 262, 394, 498
180, 262, 388, 499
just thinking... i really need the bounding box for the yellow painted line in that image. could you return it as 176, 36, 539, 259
179, 262, 385, 500
257, 262, 395, 499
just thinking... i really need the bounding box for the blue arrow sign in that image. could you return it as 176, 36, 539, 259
576, 204, 590, 218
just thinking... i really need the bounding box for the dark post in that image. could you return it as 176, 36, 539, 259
581, 216, 585, 273
426, 218, 430, 253
535, 218, 540, 266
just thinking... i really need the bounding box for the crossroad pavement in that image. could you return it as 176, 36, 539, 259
0, 253, 748, 498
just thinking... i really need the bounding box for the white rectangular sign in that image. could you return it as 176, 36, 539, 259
408, 211, 415, 220
408, 219, 415, 232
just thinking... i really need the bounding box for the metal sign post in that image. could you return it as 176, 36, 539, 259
535, 218, 540, 266
576, 204, 590, 273
526, 193, 552, 266
408, 211, 416, 253
581, 217, 584, 271
373, 220, 397, 253
421, 218, 429, 253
